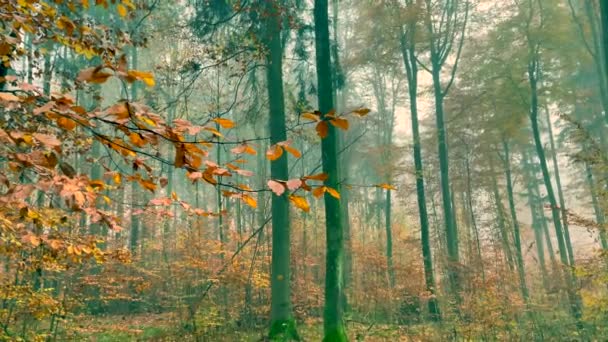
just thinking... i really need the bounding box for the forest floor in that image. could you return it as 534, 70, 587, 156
65, 313, 422, 341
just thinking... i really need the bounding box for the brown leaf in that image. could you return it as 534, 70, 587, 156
316, 121, 329, 138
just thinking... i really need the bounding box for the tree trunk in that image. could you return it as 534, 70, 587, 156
314, 0, 347, 339
543, 105, 575, 265
265, 1, 299, 339
502, 140, 529, 302
399, 27, 440, 320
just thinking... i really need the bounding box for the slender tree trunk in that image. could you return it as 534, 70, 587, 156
528, 56, 582, 323
490, 166, 515, 271
314, 0, 347, 339
543, 105, 575, 265
522, 152, 549, 287
502, 140, 529, 301
600, 0, 608, 102
399, 27, 440, 320
586, 162, 608, 249
265, 1, 299, 338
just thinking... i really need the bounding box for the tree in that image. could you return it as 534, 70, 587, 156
265, 1, 300, 339
398, 0, 441, 319
421, 0, 469, 297
314, 0, 348, 339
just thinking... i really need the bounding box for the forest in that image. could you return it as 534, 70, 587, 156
1, 0, 608, 341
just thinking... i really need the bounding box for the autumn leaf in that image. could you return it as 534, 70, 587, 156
326, 187, 340, 199
266, 144, 283, 161
242, 194, 257, 208
330, 118, 349, 130
117, 4, 128, 17
283, 145, 302, 158
316, 121, 329, 138
139, 179, 157, 192
33, 133, 61, 147
57, 117, 77, 130
23, 233, 41, 247
231, 144, 256, 155
377, 183, 397, 190
312, 187, 325, 198
77, 66, 112, 84
304, 173, 329, 181
0, 92, 19, 102
236, 169, 254, 177
127, 70, 155, 86
289, 195, 310, 212
213, 118, 236, 129
352, 107, 371, 116
267, 180, 286, 196
129, 132, 146, 147
301, 112, 320, 121
286, 179, 302, 191
113, 173, 122, 185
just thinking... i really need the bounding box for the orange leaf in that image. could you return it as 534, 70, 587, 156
213, 118, 235, 129
231, 144, 256, 155
316, 121, 329, 138
266, 144, 284, 161
312, 186, 325, 198
289, 195, 310, 212
57, 117, 77, 130
242, 194, 257, 208
301, 112, 320, 121
0, 92, 20, 102
127, 70, 154, 86
330, 118, 349, 130
378, 183, 397, 190
283, 145, 302, 158
129, 132, 146, 147
117, 3, 128, 17
304, 173, 329, 181
326, 187, 340, 199
139, 179, 157, 192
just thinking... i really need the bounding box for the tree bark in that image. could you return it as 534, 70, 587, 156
265, 1, 299, 339
314, 0, 347, 339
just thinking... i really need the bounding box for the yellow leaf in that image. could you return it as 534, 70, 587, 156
289, 195, 310, 212
113, 173, 122, 185
326, 187, 340, 199
171, 191, 178, 200
213, 118, 236, 129
330, 118, 349, 130
103, 196, 112, 205
316, 121, 329, 138
242, 194, 257, 208
117, 4, 128, 17
378, 183, 397, 191
127, 70, 155, 87
266, 144, 283, 161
